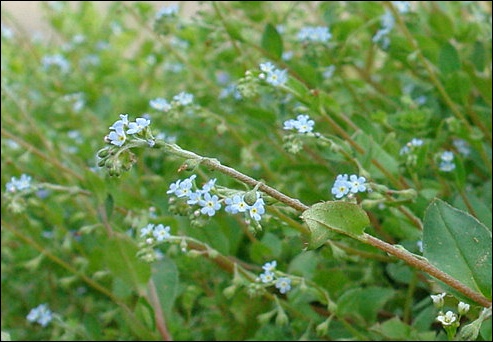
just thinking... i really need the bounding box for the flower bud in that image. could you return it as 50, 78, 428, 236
97, 147, 110, 158
457, 302, 470, 315
275, 307, 289, 326
223, 285, 237, 299
316, 318, 330, 336
256, 310, 276, 325
243, 190, 259, 206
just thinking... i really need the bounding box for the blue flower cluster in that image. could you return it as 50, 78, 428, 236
257, 260, 292, 294
140, 223, 171, 245
5, 174, 32, 193
149, 91, 194, 113
106, 114, 152, 147
283, 114, 315, 134
399, 138, 424, 155
331, 174, 367, 199
259, 62, 288, 87
438, 151, 455, 172
297, 26, 331, 43
26, 303, 53, 327
167, 175, 266, 222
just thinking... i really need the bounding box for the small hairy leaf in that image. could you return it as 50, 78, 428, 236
301, 201, 370, 249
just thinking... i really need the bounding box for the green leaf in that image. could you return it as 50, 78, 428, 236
429, 7, 454, 40
353, 131, 400, 178
370, 317, 436, 341
301, 201, 370, 249
82, 167, 107, 203
120, 305, 159, 340
105, 193, 114, 220
336, 286, 395, 324
223, 21, 244, 42
103, 235, 151, 296
438, 42, 461, 75
261, 23, 283, 60
453, 193, 492, 230
150, 258, 179, 317
423, 199, 492, 300
134, 297, 155, 331
470, 41, 486, 71
443, 71, 471, 105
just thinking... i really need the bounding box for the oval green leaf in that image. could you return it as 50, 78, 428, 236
301, 201, 370, 249
423, 199, 492, 300
438, 42, 461, 74
261, 23, 283, 60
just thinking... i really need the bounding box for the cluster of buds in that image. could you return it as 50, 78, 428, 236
97, 114, 156, 177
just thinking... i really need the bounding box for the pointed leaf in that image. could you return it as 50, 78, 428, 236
438, 42, 461, 74
104, 235, 151, 296
337, 286, 395, 324
301, 201, 370, 249
261, 23, 283, 60
150, 258, 179, 317
105, 193, 114, 220
423, 199, 492, 300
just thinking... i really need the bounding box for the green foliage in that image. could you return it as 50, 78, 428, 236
302, 201, 370, 249
423, 199, 492, 301
1, 1, 491, 341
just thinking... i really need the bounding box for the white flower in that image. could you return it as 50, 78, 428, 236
436, 311, 457, 326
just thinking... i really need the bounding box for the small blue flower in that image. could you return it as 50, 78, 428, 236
167, 175, 197, 198
173, 92, 194, 106
392, 1, 411, 13
156, 4, 179, 19
152, 224, 171, 242
224, 195, 249, 214
150, 98, 172, 112
282, 51, 293, 61
248, 197, 265, 221
26, 304, 53, 327
107, 126, 126, 147
199, 193, 221, 216
297, 26, 331, 43
265, 68, 288, 87
259, 62, 276, 73
275, 277, 292, 294
439, 151, 456, 172
109, 114, 129, 131
283, 114, 315, 133
187, 191, 202, 205
348, 175, 367, 193
200, 179, 217, 193
262, 260, 277, 273
331, 180, 350, 199
373, 11, 394, 44
323, 65, 336, 79
140, 223, 155, 237
441, 151, 454, 162
126, 117, 151, 135
41, 54, 70, 73
439, 161, 456, 172
6, 174, 32, 192
399, 138, 423, 155
331, 174, 367, 199
453, 139, 471, 157
259, 271, 275, 283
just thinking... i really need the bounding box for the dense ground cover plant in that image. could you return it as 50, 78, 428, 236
1, 1, 491, 340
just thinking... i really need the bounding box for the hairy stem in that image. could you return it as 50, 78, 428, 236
156, 140, 492, 308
